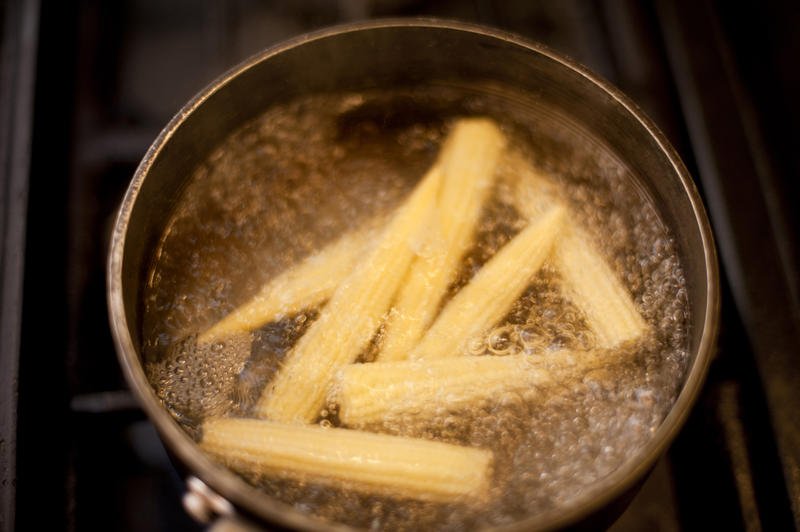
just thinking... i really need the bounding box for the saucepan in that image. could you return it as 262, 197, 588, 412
107, 19, 719, 531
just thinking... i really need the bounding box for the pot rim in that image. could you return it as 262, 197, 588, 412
107, 17, 720, 532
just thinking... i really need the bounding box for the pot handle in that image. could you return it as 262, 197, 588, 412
207, 516, 265, 532
183, 476, 264, 531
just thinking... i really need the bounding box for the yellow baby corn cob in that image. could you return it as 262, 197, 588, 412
552, 225, 647, 348
507, 153, 647, 348
200, 417, 492, 502
378, 118, 505, 361
409, 205, 565, 361
335, 354, 552, 426
198, 224, 379, 344
254, 166, 442, 423
501, 150, 561, 218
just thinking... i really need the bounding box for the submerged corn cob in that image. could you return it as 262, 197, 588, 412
501, 150, 561, 219
254, 166, 442, 423
335, 354, 553, 426
409, 205, 565, 361
508, 153, 647, 348
198, 224, 379, 344
552, 226, 648, 348
200, 417, 492, 502
378, 118, 505, 361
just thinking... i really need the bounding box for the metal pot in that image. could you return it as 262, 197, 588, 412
107, 19, 719, 531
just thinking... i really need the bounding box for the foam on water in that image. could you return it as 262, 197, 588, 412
143, 85, 690, 531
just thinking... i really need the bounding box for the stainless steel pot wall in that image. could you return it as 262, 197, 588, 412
107, 20, 719, 531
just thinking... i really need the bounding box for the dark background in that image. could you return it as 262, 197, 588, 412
2, 1, 799, 530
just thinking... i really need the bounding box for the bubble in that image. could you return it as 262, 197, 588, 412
487, 326, 514, 355
465, 336, 486, 356
147, 333, 252, 421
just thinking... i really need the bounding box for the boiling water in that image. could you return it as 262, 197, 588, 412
143, 86, 689, 531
